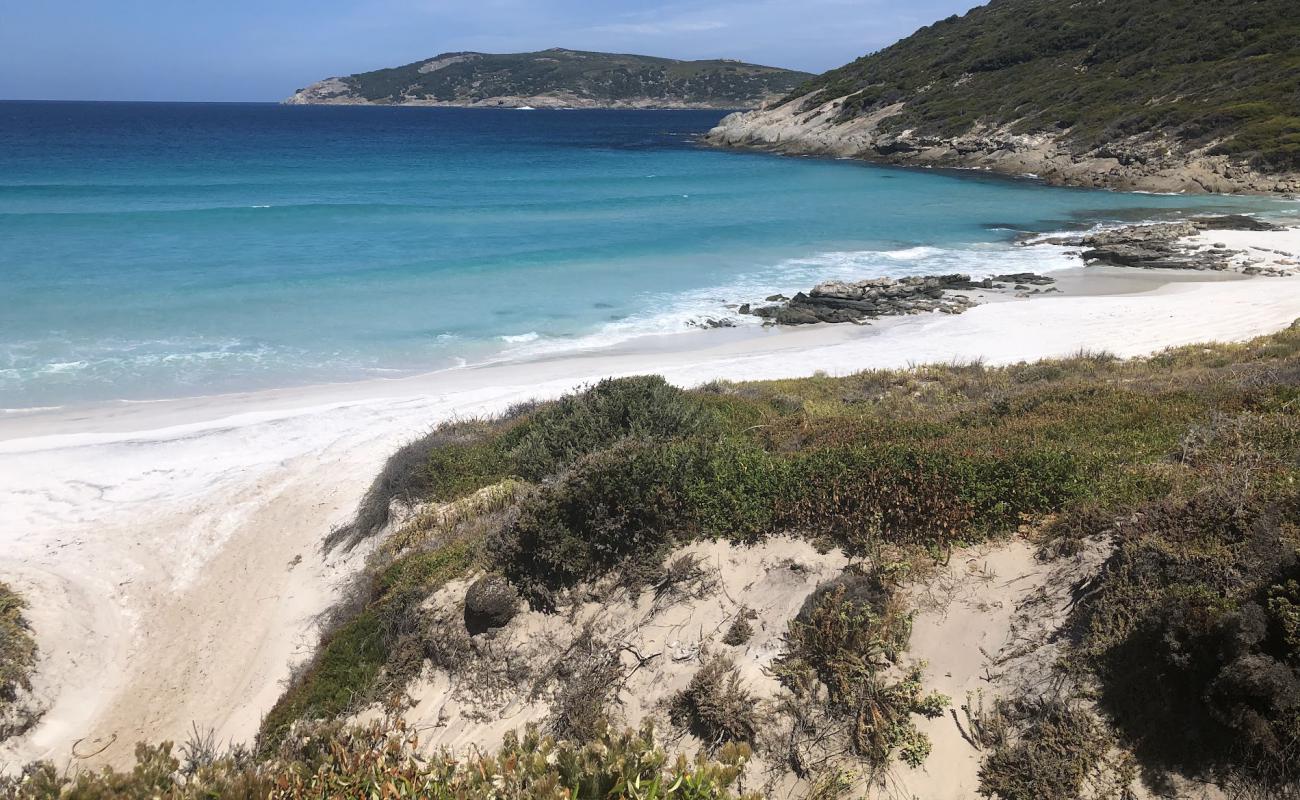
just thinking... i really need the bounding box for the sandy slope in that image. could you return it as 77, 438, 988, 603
1, 253, 1299, 772
358, 535, 1098, 798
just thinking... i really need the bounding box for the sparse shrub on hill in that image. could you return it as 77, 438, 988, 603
258, 540, 476, 751
786, 0, 1300, 172
721, 610, 756, 647
0, 583, 35, 701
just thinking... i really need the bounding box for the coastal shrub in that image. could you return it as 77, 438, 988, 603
774, 573, 947, 771
3, 719, 757, 800
721, 610, 756, 647
0, 583, 35, 700
260, 320, 1300, 794
978, 701, 1131, 800
670, 654, 760, 749
1069, 486, 1300, 787
335, 377, 737, 548
258, 539, 476, 750
544, 625, 624, 744
0, 582, 38, 737
505, 376, 718, 479
424, 376, 726, 503
492, 437, 782, 606
329, 420, 501, 548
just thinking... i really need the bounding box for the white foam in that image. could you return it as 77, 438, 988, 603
492, 241, 1081, 362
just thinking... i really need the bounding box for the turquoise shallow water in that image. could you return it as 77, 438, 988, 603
0, 101, 1292, 408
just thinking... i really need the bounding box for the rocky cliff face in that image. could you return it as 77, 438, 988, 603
285, 49, 811, 110
708, 93, 1300, 195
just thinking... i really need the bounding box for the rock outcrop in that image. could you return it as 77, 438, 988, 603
708, 98, 1300, 196
743, 273, 1056, 326
1035, 216, 1293, 274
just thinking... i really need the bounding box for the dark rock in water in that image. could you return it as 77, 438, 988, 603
686, 317, 737, 329
464, 575, 519, 634
738, 303, 751, 315
765, 293, 790, 302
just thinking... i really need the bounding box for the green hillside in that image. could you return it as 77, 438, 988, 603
792, 0, 1300, 171
290, 48, 811, 108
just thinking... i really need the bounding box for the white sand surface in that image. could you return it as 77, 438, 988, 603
1, 256, 1298, 771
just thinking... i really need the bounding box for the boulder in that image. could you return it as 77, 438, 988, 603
464, 575, 519, 634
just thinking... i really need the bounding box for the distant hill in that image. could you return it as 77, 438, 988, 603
709, 0, 1300, 194
285, 48, 812, 110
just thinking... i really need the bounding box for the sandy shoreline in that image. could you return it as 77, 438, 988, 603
2, 241, 1300, 769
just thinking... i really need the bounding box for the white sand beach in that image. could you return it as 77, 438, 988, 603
2, 232, 1300, 770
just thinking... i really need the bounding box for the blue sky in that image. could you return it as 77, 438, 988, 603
0, 0, 980, 102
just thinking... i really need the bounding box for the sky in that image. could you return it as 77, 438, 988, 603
0, 0, 981, 102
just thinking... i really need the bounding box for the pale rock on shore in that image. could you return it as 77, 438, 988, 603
1034, 216, 1300, 276
706, 94, 1300, 195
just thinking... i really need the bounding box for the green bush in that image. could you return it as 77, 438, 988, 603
1069, 488, 1300, 787
0, 582, 38, 737
978, 702, 1126, 800
258, 540, 475, 750
670, 655, 761, 749
4, 720, 758, 800
775, 574, 947, 771
266, 321, 1300, 795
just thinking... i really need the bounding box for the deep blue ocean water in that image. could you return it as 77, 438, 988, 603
0, 101, 1292, 408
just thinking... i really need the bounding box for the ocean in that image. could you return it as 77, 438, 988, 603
0, 101, 1290, 408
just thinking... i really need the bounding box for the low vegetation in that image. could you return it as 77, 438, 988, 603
257, 540, 476, 750
0, 581, 38, 739
1067, 487, 1300, 790
670, 654, 761, 750
774, 573, 947, 773
977, 701, 1134, 800
3, 720, 757, 799
791, 0, 1300, 171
